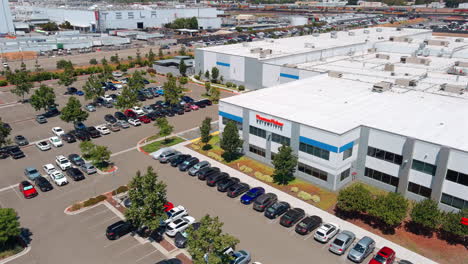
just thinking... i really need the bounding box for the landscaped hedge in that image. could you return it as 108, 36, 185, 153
83, 195, 107, 207
112, 185, 129, 195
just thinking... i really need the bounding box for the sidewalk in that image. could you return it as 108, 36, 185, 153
173, 141, 439, 264
188, 76, 241, 94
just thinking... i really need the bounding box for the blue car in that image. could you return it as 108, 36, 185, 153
24, 167, 41, 180
240, 187, 265, 205
75, 90, 84, 96
74, 121, 87, 131
156, 89, 164, 95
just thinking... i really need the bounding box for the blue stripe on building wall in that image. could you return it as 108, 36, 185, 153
219, 111, 243, 123
339, 141, 354, 153
280, 73, 299, 80
216, 62, 230, 67
299, 136, 339, 153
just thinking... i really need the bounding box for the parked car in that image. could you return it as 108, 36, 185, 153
165, 216, 196, 237
36, 140, 51, 151
156, 259, 182, 264
112, 71, 123, 78
314, 223, 340, 243
74, 122, 87, 131
42, 163, 57, 175
143, 105, 153, 113
43, 106, 60, 117
253, 193, 278, 212
36, 114, 47, 124
0, 148, 8, 159
33, 176, 53, 192
149, 225, 166, 243
240, 187, 265, 205
178, 157, 199, 171
104, 114, 117, 124
227, 182, 250, 198
66, 168, 85, 181
107, 123, 120, 132
61, 133, 76, 143
14, 135, 29, 146
96, 125, 111, 135
70, 130, 90, 141
131, 106, 145, 116
52, 127, 65, 136
295, 215, 322, 235
329, 230, 356, 255
65, 87, 77, 95
50, 170, 68, 186
369, 247, 396, 264
137, 115, 151, 124
114, 111, 127, 121
174, 222, 201, 248
197, 167, 220, 180
81, 163, 97, 174
231, 250, 251, 264
280, 208, 305, 227
347, 236, 375, 263
55, 155, 72, 170
87, 126, 101, 138
206, 172, 229, 187
106, 220, 133, 240
159, 149, 180, 163
188, 161, 210, 176
49, 136, 63, 147
170, 154, 191, 167
116, 120, 130, 129
6, 145, 25, 159
19, 181, 38, 199
68, 154, 85, 166
128, 118, 141, 126
164, 205, 188, 225
216, 177, 240, 192
24, 167, 41, 180
190, 104, 199, 111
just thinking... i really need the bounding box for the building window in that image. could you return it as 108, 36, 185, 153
407, 182, 432, 198
367, 146, 403, 165
412, 160, 437, 176
445, 169, 468, 187
249, 126, 266, 138
340, 168, 351, 181
222, 117, 242, 130
271, 133, 290, 146
116, 12, 122, 19
440, 193, 468, 210
343, 148, 353, 160
299, 142, 330, 160
249, 144, 265, 157
298, 162, 328, 181
364, 167, 399, 187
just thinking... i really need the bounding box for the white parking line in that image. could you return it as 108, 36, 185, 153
11, 187, 23, 199
115, 243, 143, 257
0, 184, 16, 193
303, 232, 315, 241
322, 242, 331, 250
103, 235, 130, 248
134, 249, 158, 263
79, 209, 109, 223
87, 215, 119, 229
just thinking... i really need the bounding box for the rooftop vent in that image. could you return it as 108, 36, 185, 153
372, 81, 393, 93
455, 38, 464, 42
384, 63, 394, 71
330, 32, 337, 38
424, 39, 449, 47
284, 64, 298, 68
376, 54, 390, 60
348, 31, 355, 36
376, 28, 383, 32
328, 71, 343, 78
259, 49, 272, 58
440, 83, 466, 94
406, 56, 431, 65
395, 78, 417, 87
250, 47, 263, 54
363, 30, 370, 34
368, 48, 377, 53
396, 27, 402, 31
304, 42, 315, 48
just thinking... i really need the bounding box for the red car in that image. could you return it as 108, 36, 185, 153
138, 115, 151, 123
124, 109, 137, 118
19, 181, 38, 199
369, 247, 395, 264
164, 202, 174, 212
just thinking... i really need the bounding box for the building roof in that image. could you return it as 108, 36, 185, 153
199, 27, 431, 60
221, 74, 468, 151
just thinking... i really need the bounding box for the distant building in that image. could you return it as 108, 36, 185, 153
0, 0, 14, 34
358, 1, 387, 7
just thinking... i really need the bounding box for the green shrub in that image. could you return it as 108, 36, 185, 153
96, 195, 107, 202
297, 191, 313, 201
112, 185, 129, 195
238, 85, 245, 91
290, 187, 299, 193
232, 83, 237, 88
194, 75, 200, 80
0, 80, 8, 86
83, 197, 98, 207
258, 174, 273, 183
70, 203, 83, 211
311, 195, 320, 203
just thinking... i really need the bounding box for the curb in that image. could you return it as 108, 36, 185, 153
0, 241, 30, 264
96, 165, 119, 175
63, 200, 107, 215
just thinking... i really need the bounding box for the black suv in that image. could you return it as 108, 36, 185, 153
264, 201, 290, 219
106, 221, 133, 240
70, 130, 90, 141
61, 133, 76, 143
178, 157, 199, 171
104, 114, 117, 124
217, 177, 240, 192
114, 111, 127, 121
34, 176, 53, 192
295, 215, 322, 235
149, 225, 166, 243
197, 167, 220, 180
227, 183, 250, 198
6, 146, 25, 159
253, 193, 278, 212
206, 172, 229, 187
169, 154, 191, 167
43, 106, 60, 118
87, 126, 101, 138
280, 208, 305, 227
66, 168, 85, 181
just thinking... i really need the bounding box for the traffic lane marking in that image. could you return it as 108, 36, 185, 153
135, 249, 159, 263
103, 235, 132, 248
87, 215, 119, 230
115, 242, 144, 257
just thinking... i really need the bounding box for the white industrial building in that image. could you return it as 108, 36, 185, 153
0, 0, 14, 34
16, 5, 222, 32
212, 27, 468, 211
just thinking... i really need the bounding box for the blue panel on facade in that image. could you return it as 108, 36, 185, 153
280, 73, 299, 80
299, 136, 339, 153
219, 111, 243, 123
339, 141, 354, 153
216, 62, 230, 67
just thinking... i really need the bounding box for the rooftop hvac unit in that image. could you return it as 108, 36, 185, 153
328, 71, 343, 78
395, 78, 417, 87
312, 33, 320, 37
384, 63, 394, 71
284, 64, 298, 68
376, 28, 383, 32
372, 81, 393, 93
304, 43, 315, 48
376, 54, 390, 60
250, 47, 262, 53
363, 30, 370, 34
389, 36, 395, 41
455, 38, 464, 42
348, 31, 355, 36
368, 48, 377, 53
400, 56, 408, 63
396, 27, 402, 31
242, 42, 250, 47
455, 61, 468, 67
331, 32, 337, 38
440, 83, 465, 94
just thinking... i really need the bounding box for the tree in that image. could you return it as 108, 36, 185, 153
101, 57, 108, 65
200, 117, 212, 149
0, 208, 21, 247
336, 184, 373, 213
189, 17, 198, 29
30, 84, 56, 112
163, 76, 183, 105
209, 87, 221, 103
179, 46, 187, 56
59, 21, 73, 29
205, 70, 210, 80
410, 199, 442, 230
89, 58, 98, 65
34, 58, 42, 73
179, 59, 187, 76
110, 53, 120, 64
445, 0, 463, 8
440, 208, 468, 239
272, 144, 298, 185
79, 141, 111, 168
83, 74, 104, 102
158, 48, 164, 59
128, 70, 145, 91
125, 167, 168, 230
204, 82, 211, 95
56, 59, 73, 70
220, 121, 243, 162
115, 85, 139, 110
58, 67, 77, 88
40, 22, 58, 31
155, 117, 174, 143
235, 27, 243, 33
179, 76, 188, 85
20, 62, 27, 72
0, 117, 12, 148
147, 48, 156, 64
10, 69, 33, 102
369, 192, 408, 227
60, 96, 89, 123
186, 215, 239, 264
211, 67, 219, 81
136, 48, 143, 66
